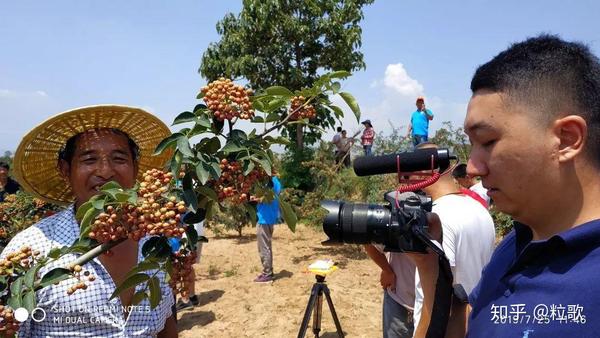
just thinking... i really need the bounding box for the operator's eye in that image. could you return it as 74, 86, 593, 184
482, 139, 496, 148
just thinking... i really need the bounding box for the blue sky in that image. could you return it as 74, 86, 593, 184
1, 0, 599, 153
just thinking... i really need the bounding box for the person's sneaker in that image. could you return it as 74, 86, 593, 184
189, 294, 200, 306
253, 273, 274, 283
176, 299, 194, 311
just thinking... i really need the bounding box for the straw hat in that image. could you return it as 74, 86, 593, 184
13, 105, 173, 205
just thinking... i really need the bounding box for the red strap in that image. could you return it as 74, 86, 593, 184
460, 188, 488, 209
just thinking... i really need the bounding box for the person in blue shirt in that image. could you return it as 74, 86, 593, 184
408, 35, 600, 338
253, 175, 282, 283
407, 97, 434, 148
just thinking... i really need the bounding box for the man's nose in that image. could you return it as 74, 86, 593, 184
466, 152, 488, 177
95, 158, 116, 179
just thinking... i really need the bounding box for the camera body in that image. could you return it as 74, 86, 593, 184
321, 148, 454, 253
322, 191, 432, 253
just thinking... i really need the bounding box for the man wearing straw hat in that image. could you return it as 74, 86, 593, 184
1, 105, 178, 337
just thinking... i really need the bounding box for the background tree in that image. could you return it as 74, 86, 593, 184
200, 0, 373, 148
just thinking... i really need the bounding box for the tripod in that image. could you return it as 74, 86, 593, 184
297, 274, 344, 338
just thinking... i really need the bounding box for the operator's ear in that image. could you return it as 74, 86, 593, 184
552, 115, 586, 163
58, 159, 71, 182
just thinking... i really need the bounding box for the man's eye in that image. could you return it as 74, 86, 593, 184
113, 157, 128, 163
82, 158, 96, 164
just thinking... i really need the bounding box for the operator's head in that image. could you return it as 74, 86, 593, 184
451, 163, 474, 189
464, 34, 600, 225
0, 162, 8, 181
342, 130, 347, 137
416, 96, 425, 110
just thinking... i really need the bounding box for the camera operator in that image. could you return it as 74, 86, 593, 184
411, 143, 494, 338
364, 244, 416, 338
412, 35, 600, 337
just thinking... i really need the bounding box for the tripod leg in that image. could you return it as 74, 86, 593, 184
323, 286, 345, 338
297, 284, 320, 338
312, 287, 324, 337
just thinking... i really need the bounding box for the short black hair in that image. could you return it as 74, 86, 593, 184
471, 34, 600, 164
0, 162, 8, 170
58, 128, 140, 164
452, 163, 468, 178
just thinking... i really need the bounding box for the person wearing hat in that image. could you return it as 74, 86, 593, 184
360, 119, 375, 156
0, 161, 20, 202
407, 97, 434, 148
1, 105, 178, 337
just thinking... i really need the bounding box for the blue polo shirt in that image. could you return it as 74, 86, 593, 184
468, 220, 600, 337
257, 176, 282, 225
410, 109, 433, 137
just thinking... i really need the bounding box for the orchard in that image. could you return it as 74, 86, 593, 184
0, 71, 360, 337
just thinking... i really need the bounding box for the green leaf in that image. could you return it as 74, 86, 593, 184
229, 129, 248, 141
182, 173, 198, 212
100, 181, 122, 191
7, 293, 21, 310
170, 151, 183, 178
251, 157, 271, 176
115, 192, 132, 203
197, 186, 218, 201
110, 273, 150, 300
125, 260, 160, 279
205, 201, 216, 220
131, 290, 148, 306
39, 268, 72, 288
265, 86, 294, 97
193, 103, 208, 113
24, 265, 39, 289
244, 204, 257, 226
23, 290, 35, 312
331, 82, 341, 94
280, 200, 297, 233
195, 164, 210, 185
91, 198, 105, 210
329, 105, 344, 118
339, 92, 361, 122
185, 226, 199, 248
196, 90, 205, 99
10, 277, 23, 297
267, 98, 288, 111
75, 201, 93, 222
172, 111, 197, 125
252, 99, 266, 111
251, 116, 264, 123
154, 133, 182, 156
142, 237, 160, 257
80, 207, 99, 237
183, 210, 206, 224
265, 112, 280, 123
197, 115, 212, 128
328, 70, 351, 79
242, 161, 255, 176
197, 137, 221, 154
221, 142, 244, 154
177, 136, 194, 157
47, 247, 62, 259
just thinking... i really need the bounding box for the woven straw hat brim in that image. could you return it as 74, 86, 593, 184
13, 105, 173, 206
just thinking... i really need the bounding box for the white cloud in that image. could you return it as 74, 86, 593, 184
0, 89, 16, 98
35, 90, 48, 97
383, 63, 424, 97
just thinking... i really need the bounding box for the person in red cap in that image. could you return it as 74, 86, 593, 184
407, 97, 434, 148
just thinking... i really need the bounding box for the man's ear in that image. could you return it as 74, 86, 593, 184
58, 159, 71, 182
552, 115, 587, 163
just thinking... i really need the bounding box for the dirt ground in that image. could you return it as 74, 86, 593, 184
176, 223, 384, 338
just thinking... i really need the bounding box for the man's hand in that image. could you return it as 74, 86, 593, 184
380, 269, 396, 291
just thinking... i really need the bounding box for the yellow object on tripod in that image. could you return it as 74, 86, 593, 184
307, 259, 338, 276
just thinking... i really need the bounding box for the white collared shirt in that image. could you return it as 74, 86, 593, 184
0, 206, 174, 337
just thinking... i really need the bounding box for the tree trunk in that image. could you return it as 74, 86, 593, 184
296, 125, 304, 150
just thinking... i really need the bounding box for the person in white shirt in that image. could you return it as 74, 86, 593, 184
451, 163, 491, 206
412, 144, 495, 338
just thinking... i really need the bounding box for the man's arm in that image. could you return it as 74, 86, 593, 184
425, 108, 434, 121
158, 314, 178, 338
364, 244, 395, 290
407, 121, 413, 137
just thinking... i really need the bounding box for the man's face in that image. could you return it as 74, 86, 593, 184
464, 91, 558, 223
0, 167, 7, 180
59, 129, 138, 207
342, 132, 347, 137
416, 101, 424, 110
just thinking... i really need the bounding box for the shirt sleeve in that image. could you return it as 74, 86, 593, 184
272, 177, 282, 196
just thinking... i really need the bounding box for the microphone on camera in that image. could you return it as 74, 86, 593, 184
353, 148, 455, 176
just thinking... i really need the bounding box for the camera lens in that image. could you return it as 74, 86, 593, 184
321, 200, 392, 244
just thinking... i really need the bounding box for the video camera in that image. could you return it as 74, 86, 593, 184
321, 148, 455, 253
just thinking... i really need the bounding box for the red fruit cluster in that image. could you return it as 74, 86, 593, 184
65, 264, 96, 295
289, 96, 316, 120
0, 246, 39, 276
89, 169, 188, 243
214, 159, 267, 204
201, 78, 255, 121
0, 305, 19, 337
169, 250, 196, 298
